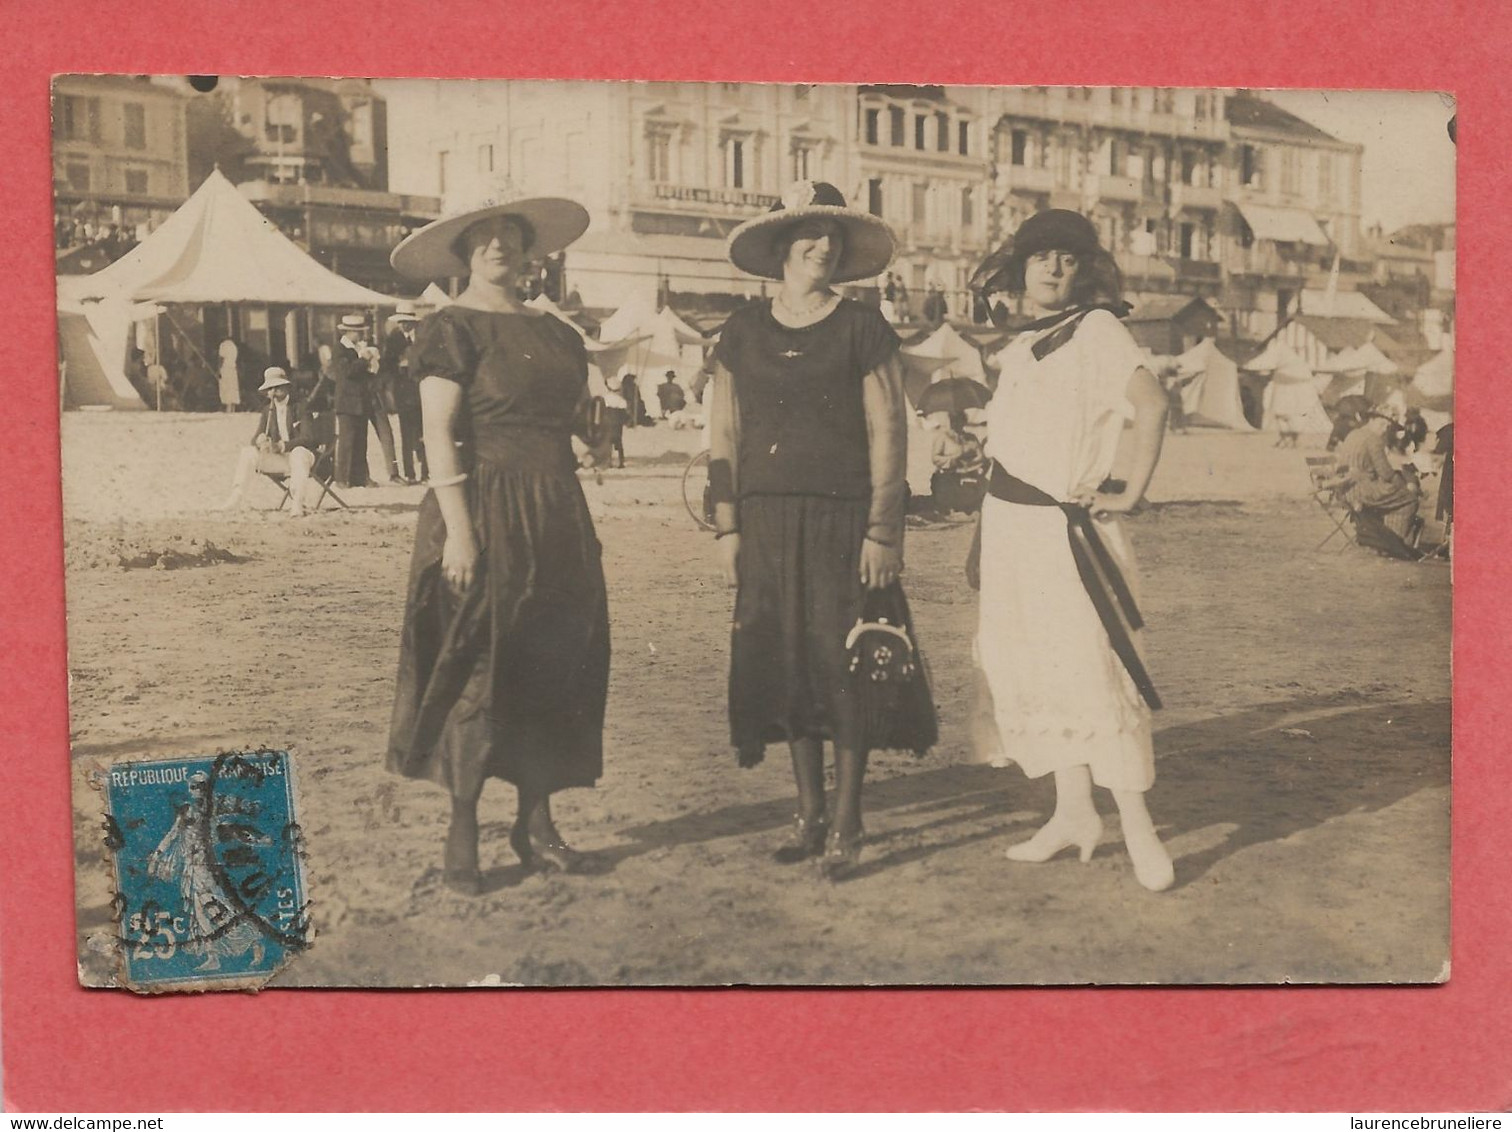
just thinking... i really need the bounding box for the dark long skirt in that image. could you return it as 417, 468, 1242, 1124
387, 453, 609, 799
729, 495, 935, 764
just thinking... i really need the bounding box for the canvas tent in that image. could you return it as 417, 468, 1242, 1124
71, 169, 394, 307
1167, 339, 1253, 430
419, 282, 452, 309
902, 322, 987, 383
1407, 349, 1453, 414
1244, 338, 1331, 433
596, 296, 708, 386
55, 276, 150, 410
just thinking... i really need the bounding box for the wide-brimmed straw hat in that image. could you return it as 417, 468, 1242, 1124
391, 196, 590, 282
338, 313, 367, 332
258, 366, 292, 392
727, 181, 895, 284
391, 300, 419, 323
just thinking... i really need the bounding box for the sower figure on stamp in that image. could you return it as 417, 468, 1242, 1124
217, 367, 317, 516
148, 772, 267, 972
711, 181, 936, 880
967, 209, 1175, 892
387, 195, 610, 896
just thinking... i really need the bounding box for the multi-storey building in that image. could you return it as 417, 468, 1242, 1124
52, 75, 190, 249
1222, 93, 1365, 338
184, 77, 436, 294
985, 85, 1231, 309
401, 82, 1372, 334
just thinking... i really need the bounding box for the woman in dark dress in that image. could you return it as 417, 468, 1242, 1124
387, 198, 608, 895
710, 181, 936, 878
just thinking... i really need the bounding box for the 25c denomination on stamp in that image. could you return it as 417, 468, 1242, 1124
102, 749, 310, 992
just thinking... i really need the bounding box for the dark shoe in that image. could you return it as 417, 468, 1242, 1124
818, 825, 864, 881
773, 813, 828, 864
443, 868, 483, 896
510, 823, 587, 875
445, 811, 481, 896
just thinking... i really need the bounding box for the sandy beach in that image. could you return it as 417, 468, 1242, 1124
63, 412, 1451, 987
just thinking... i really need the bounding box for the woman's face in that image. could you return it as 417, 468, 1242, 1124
462, 216, 529, 284
781, 218, 845, 286
1022, 248, 1080, 312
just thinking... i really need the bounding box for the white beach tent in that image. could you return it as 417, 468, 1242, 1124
55, 275, 150, 410
903, 322, 987, 383
1170, 339, 1253, 430
1245, 338, 1332, 433
71, 169, 395, 307
1407, 349, 1453, 415
419, 282, 452, 309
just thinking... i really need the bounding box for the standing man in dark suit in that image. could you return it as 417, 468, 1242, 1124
382, 303, 425, 483
332, 313, 372, 488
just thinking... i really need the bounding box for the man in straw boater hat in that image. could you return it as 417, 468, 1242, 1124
383, 192, 619, 894
331, 312, 374, 488
381, 301, 425, 483
216, 366, 318, 516
708, 180, 936, 879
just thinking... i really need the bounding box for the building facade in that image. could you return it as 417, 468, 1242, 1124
52, 75, 189, 249
401, 83, 1371, 334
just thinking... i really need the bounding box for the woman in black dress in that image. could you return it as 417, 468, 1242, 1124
710, 181, 936, 878
387, 198, 608, 894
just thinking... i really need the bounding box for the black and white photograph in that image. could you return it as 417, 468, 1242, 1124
57, 78, 1454, 988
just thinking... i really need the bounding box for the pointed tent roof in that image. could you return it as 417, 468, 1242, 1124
420, 282, 452, 308
73, 169, 395, 307
525, 293, 591, 338
1171, 339, 1254, 430
903, 322, 985, 382
1411, 349, 1453, 404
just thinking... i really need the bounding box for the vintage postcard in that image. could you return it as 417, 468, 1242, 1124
58, 77, 1453, 989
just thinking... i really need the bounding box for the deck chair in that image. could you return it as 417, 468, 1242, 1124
259, 411, 348, 513
1305, 455, 1356, 552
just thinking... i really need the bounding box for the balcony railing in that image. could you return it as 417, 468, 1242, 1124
998, 163, 1055, 194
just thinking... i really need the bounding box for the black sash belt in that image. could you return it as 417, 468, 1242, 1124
987, 461, 1162, 710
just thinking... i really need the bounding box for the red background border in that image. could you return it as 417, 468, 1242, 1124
3, 0, 1507, 1112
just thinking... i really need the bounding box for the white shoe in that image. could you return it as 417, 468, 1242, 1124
1005, 813, 1104, 864
1125, 827, 1175, 892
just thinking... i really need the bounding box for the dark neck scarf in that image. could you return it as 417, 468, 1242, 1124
1020, 302, 1130, 361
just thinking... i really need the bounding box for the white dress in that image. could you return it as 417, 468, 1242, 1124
975, 309, 1155, 792
217, 339, 241, 409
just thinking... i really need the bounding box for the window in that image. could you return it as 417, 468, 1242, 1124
958, 120, 969, 156
936, 112, 949, 152
57, 94, 101, 142
914, 115, 926, 150
437, 150, 449, 195
723, 137, 745, 188
864, 108, 880, 145
790, 144, 811, 182
264, 94, 299, 145
1110, 87, 1124, 106
123, 103, 146, 150
349, 104, 372, 149
1319, 153, 1334, 201
1193, 92, 1211, 121
125, 168, 148, 194
889, 106, 905, 146
1010, 128, 1028, 166
478, 143, 494, 173
1240, 144, 1263, 189
867, 177, 883, 216
1280, 148, 1299, 195
961, 186, 974, 226
647, 132, 670, 182
912, 182, 928, 224
1179, 221, 1195, 259
1181, 150, 1198, 186
66, 162, 90, 191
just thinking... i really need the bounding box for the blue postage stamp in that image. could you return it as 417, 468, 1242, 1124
103, 749, 310, 992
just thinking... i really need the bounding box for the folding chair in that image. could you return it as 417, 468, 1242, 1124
259, 411, 349, 513
1305, 455, 1356, 552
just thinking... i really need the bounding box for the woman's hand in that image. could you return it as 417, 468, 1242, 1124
718, 534, 740, 588
441, 527, 480, 595
859, 538, 902, 590
1080, 489, 1143, 520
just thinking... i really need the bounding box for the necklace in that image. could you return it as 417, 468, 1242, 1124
774, 289, 837, 321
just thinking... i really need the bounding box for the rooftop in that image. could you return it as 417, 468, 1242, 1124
1226, 94, 1345, 145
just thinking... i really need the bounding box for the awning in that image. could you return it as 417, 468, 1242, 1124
1235, 203, 1330, 247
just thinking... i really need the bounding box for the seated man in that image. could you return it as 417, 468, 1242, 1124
656, 370, 686, 418
217, 367, 318, 516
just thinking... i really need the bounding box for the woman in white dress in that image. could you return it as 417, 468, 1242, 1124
969, 209, 1175, 892
217, 337, 241, 412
